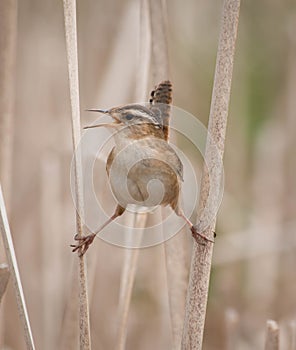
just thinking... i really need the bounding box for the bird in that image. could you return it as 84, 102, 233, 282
71, 81, 214, 256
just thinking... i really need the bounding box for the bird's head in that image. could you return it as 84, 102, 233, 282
84, 104, 164, 139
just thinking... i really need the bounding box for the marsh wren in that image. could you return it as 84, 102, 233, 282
71, 81, 215, 256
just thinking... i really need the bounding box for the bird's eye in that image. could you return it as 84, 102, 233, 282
125, 114, 134, 120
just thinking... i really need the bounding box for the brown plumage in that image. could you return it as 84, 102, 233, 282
71, 80, 214, 256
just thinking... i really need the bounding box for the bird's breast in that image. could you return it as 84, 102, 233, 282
107, 137, 182, 209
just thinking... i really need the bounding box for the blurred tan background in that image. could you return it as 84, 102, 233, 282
0, 0, 296, 349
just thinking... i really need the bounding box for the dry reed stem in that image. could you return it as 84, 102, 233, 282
150, 0, 189, 347
116, 1, 151, 349
225, 308, 239, 350
0, 0, 17, 215
0, 264, 9, 304
265, 320, 280, 350
181, 1, 241, 349
63, 0, 91, 348
164, 231, 188, 349
0, 186, 35, 349
117, 213, 148, 350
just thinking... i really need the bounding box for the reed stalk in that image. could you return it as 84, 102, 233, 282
63, 0, 91, 348
116, 1, 151, 349
181, 1, 241, 348
150, 1, 189, 348
117, 213, 148, 350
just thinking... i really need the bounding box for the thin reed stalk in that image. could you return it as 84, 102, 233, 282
116, 1, 151, 349
265, 320, 279, 350
117, 213, 148, 350
150, 0, 189, 347
164, 231, 188, 349
181, 1, 241, 349
63, 1, 91, 349
0, 186, 35, 350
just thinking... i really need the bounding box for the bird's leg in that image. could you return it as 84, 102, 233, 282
175, 208, 215, 243
71, 205, 125, 256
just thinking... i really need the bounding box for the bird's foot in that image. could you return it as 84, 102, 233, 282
70, 233, 96, 257
191, 225, 215, 244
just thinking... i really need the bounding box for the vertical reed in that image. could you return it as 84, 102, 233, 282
182, 0, 241, 348
116, 1, 151, 349
149, 0, 189, 348
62, 0, 91, 348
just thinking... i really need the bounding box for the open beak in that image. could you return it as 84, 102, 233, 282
85, 109, 109, 113
84, 108, 120, 130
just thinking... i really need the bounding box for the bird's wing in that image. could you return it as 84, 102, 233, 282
144, 137, 184, 182
149, 80, 172, 141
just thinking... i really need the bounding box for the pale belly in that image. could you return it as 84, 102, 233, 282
107, 141, 181, 210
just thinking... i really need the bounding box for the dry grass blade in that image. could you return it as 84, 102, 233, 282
0, 264, 10, 304
0, 186, 35, 349
117, 213, 148, 350
62, 0, 91, 348
265, 320, 279, 350
150, 0, 189, 348
181, 0, 241, 349
116, 1, 150, 349
164, 233, 188, 349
